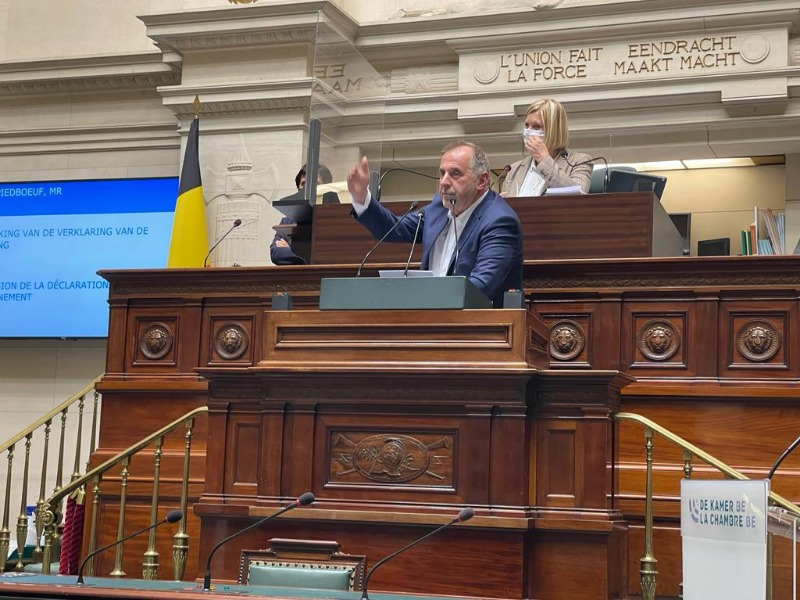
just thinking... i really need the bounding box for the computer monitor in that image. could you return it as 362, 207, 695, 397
697, 238, 730, 256
607, 170, 667, 200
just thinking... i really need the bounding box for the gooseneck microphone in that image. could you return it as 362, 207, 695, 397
203, 218, 243, 267
377, 168, 438, 202
202, 492, 315, 591
447, 195, 460, 275
491, 165, 512, 191
360, 507, 474, 600
564, 154, 609, 193
768, 435, 800, 479
403, 211, 425, 277
356, 201, 419, 277
76, 509, 182, 585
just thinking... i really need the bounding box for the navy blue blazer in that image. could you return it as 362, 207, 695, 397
356, 191, 523, 307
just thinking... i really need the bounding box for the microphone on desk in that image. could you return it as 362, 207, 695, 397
491, 164, 512, 191
767, 435, 800, 479
76, 509, 182, 585
356, 201, 419, 277
360, 507, 474, 600
403, 211, 425, 277
563, 153, 609, 193
202, 491, 315, 592
376, 168, 438, 202
203, 218, 243, 267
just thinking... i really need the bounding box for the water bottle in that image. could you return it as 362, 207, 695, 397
25, 505, 37, 549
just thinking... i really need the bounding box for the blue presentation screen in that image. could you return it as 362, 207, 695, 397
0, 178, 178, 338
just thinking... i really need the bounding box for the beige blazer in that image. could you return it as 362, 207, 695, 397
501, 149, 594, 196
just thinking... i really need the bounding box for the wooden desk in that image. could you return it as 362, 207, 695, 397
306, 192, 681, 264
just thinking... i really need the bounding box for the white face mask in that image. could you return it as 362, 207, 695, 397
523, 128, 544, 140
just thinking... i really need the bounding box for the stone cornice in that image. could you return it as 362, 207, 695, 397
140, 1, 358, 53
0, 52, 179, 97
157, 79, 315, 118
0, 124, 179, 156
355, 1, 800, 68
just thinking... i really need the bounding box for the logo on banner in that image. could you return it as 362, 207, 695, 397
687, 497, 758, 528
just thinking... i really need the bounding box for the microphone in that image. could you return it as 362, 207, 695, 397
768, 435, 800, 479
491, 165, 511, 191
376, 168, 438, 202
202, 492, 315, 591
356, 201, 419, 277
76, 509, 182, 584
360, 507, 474, 600
203, 218, 243, 267
564, 154, 609, 193
403, 211, 425, 277
447, 195, 460, 275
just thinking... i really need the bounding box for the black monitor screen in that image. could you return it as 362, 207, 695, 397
697, 238, 730, 256
607, 170, 667, 200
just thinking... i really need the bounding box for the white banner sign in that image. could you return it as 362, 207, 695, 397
681, 479, 768, 600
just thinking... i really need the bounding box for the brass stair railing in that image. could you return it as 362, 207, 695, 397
0, 376, 102, 573
616, 412, 800, 600
39, 405, 207, 581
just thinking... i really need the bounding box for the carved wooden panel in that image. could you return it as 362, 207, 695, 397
132, 317, 178, 367
629, 314, 686, 369
261, 309, 538, 370
720, 303, 794, 376
328, 430, 455, 489
536, 419, 579, 507
205, 315, 255, 366
122, 304, 202, 375
226, 415, 262, 496
533, 301, 621, 371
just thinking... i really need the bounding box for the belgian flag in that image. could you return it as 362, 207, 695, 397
167, 117, 209, 267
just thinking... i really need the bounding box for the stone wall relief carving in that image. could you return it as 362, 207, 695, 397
204, 135, 282, 267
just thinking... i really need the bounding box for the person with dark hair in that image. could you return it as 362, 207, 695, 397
502, 98, 593, 197
295, 164, 333, 189
347, 140, 523, 307
270, 164, 336, 265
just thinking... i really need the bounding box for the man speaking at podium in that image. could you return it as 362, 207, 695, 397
347, 140, 523, 307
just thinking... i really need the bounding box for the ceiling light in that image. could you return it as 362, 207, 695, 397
682, 158, 756, 169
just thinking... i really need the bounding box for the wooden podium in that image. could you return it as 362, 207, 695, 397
190, 306, 631, 599
300, 192, 681, 264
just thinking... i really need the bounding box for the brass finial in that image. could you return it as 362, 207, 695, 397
192, 95, 201, 118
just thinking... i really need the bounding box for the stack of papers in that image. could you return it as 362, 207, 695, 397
545, 185, 584, 195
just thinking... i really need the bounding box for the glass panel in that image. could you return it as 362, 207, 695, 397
305, 13, 387, 205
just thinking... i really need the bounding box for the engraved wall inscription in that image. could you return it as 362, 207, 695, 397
463, 31, 781, 91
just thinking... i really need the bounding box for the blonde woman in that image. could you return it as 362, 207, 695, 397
502, 98, 593, 197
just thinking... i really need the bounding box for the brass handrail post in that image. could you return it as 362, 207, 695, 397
682, 449, 693, 479
89, 390, 99, 459
677, 450, 692, 600
55, 409, 68, 492
32, 419, 52, 563
640, 427, 658, 600
109, 458, 130, 578
0, 445, 14, 573
173, 418, 195, 581
84, 476, 101, 577
142, 438, 164, 580
14, 433, 33, 572
72, 394, 85, 481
